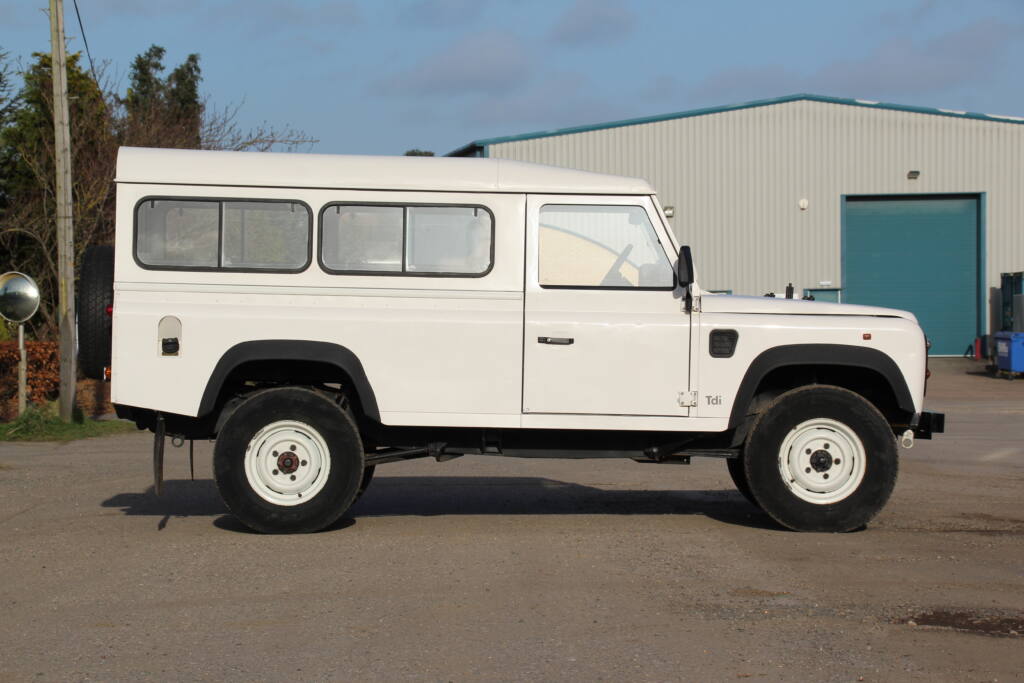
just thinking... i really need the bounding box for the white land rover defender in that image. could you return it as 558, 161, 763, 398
79, 147, 944, 534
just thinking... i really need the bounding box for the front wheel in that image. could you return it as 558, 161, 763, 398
214, 387, 364, 533
354, 465, 375, 503
726, 457, 759, 509
743, 385, 898, 532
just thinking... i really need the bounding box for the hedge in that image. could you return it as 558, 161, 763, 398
0, 341, 60, 407
0, 342, 113, 420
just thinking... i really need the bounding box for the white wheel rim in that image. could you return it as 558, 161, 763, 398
244, 420, 331, 506
777, 418, 866, 505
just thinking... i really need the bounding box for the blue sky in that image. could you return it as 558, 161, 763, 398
2, 0, 1022, 155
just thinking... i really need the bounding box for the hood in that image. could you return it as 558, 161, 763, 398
699, 294, 918, 323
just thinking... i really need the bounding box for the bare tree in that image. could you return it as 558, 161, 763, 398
0, 46, 316, 340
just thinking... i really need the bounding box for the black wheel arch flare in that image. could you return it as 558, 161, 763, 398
727, 344, 916, 429
198, 340, 381, 421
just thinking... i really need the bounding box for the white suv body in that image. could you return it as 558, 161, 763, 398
99, 147, 942, 534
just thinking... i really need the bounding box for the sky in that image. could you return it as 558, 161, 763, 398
1, 0, 1022, 156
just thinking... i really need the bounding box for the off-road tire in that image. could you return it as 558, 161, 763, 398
726, 457, 760, 508
355, 465, 375, 503
214, 387, 364, 534
78, 245, 114, 379
744, 385, 898, 532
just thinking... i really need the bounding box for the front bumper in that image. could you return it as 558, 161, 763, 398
911, 411, 945, 439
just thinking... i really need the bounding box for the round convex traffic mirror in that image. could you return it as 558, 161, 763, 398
0, 272, 41, 323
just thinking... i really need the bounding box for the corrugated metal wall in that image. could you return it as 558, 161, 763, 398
487, 100, 1024, 328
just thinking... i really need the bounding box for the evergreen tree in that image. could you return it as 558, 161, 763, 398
121, 45, 202, 148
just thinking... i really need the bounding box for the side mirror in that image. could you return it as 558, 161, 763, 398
676, 246, 694, 288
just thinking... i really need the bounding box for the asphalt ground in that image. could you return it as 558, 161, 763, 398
0, 359, 1021, 681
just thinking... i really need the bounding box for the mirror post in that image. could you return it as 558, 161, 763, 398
17, 323, 26, 417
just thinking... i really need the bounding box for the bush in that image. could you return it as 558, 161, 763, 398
0, 340, 60, 409
0, 341, 115, 421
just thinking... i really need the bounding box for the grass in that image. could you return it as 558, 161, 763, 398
0, 403, 137, 442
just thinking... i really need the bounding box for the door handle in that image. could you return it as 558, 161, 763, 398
538, 336, 574, 345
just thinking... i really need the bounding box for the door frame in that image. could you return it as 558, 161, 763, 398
521, 193, 691, 419
840, 192, 987, 349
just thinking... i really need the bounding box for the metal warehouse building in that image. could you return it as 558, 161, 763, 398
449, 94, 1024, 355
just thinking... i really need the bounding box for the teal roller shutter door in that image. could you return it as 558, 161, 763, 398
844, 196, 979, 356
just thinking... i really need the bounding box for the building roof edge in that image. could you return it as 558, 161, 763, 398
446, 93, 1024, 155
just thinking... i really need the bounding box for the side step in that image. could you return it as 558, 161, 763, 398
633, 448, 739, 464
365, 443, 740, 465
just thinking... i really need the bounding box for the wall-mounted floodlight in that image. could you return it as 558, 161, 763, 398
907, 170, 921, 179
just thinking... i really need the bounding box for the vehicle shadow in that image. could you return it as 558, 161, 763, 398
353, 476, 777, 529
100, 475, 779, 532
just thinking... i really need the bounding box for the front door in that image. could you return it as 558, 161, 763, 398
522, 195, 691, 417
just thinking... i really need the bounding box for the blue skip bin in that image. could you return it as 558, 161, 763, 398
994, 331, 1024, 373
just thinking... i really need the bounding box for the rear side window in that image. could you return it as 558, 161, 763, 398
320, 203, 493, 276
135, 198, 311, 271
320, 205, 404, 272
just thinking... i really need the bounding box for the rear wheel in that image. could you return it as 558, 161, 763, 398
214, 387, 364, 533
77, 245, 114, 379
743, 385, 898, 532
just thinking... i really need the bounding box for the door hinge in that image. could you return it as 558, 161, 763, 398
678, 391, 698, 407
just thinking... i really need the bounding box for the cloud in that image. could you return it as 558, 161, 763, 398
86, 0, 362, 26
549, 0, 635, 46
466, 72, 629, 128
217, 1, 362, 29
89, 0, 207, 18
689, 64, 801, 103
374, 31, 535, 97
876, 0, 940, 27
690, 18, 1024, 104
814, 19, 1020, 95
0, 3, 44, 28
400, 0, 485, 28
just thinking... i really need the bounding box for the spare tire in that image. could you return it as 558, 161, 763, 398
78, 245, 114, 379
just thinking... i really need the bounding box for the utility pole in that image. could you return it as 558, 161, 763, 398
50, 0, 77, 421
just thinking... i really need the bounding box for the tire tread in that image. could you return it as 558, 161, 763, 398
743, 385, 898, 532
78, 245, 114, 379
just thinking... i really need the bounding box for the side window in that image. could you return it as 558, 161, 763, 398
320, 204, 493, 276
136, 199, 219, 268
135, 198, 311, 271
320, 205, 403, 272
407, 206, 491, 274
538, 204, 674, 289
222, 202, 309, 269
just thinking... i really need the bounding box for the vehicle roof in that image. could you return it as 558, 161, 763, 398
116, 147, 654, 195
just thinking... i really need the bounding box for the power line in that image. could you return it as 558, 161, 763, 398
72, 0, 98, 83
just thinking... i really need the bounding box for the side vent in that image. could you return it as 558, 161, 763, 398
709, 329, 739, 358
